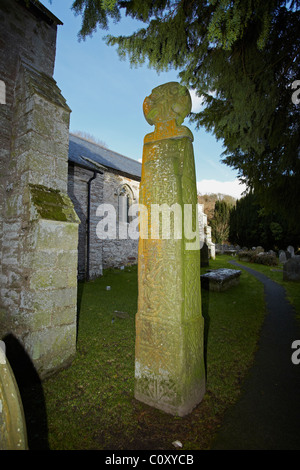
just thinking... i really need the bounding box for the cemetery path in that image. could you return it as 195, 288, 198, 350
211, 261, 300, 450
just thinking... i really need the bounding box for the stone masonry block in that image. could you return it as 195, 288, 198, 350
51, 305, 77, 328
24, 323, 76, 377
57, 250, 78, 270
29, 268, 64, 290
32, 287, 77, 312
31, 249, 58, 271
36, 220, 79, 251
24, 308, 52, 331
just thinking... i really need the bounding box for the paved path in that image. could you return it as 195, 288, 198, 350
211, 261, 300, 450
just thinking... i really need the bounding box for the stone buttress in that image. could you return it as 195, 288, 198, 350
0, 1, 79, 378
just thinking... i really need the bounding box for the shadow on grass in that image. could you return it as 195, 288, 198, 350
201, 283, 210, 382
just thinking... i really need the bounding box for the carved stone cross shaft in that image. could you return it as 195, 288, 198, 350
135, 82, 206, 416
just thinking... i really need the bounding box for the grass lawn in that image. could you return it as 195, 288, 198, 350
24, 255, 269, 450
230, 257, 300, 321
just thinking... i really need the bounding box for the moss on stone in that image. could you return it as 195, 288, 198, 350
29, 184, 79, 223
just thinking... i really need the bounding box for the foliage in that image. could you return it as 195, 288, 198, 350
71, 0, 120, 35
71, 130, 108, 147
252, 252, 278, 266
210, 199, 231, 244
229, 192, 298, 250
198, 193, 236, 224
71, 0, 300, 227
237, 250, 278, 266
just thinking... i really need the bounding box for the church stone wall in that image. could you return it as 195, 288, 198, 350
102, 172, 140, 269
68, 165, 104, 280
68, 164, 139, 278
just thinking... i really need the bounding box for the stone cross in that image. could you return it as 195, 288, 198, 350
134, 82, 206, 416
0, 347, 27, 450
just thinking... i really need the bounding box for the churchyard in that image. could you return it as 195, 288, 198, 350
1, 0, 299, 452
17, 252, 298, 451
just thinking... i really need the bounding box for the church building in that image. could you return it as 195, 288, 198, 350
68, 133, 141, 280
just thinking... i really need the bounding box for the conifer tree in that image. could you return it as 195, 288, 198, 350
229, 192, 293, 249
71, 1, 300, 231
211, 199, 231, 244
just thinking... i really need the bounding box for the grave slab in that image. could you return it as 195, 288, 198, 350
201, 268, 242, 292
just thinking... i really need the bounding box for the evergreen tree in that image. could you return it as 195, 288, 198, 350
229, 192, 294, 249
229, 192, 261, 247
71, 1, 300, 229
211, 199, 231, 244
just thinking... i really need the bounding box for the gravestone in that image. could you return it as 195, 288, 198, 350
283, 257, 300, 282
201, 242, 209, 267
287, 246, 295, 258
201, 268, 242, 292
135, 82, 205, 416
279, 250, 287, 264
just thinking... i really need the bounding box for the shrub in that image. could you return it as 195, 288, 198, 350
238, 251, 278, 266
238, 251, 255, 262
253, 252, 278, 266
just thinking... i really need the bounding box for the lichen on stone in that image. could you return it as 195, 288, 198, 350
23, 62, 71, 111
29, 184, 79, 223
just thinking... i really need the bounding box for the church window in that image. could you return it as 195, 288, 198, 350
118, 184, 133, 223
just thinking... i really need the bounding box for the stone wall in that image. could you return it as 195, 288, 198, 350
102, 171, 140, 269
68, 163, 140, 279
0, 0, 79, 378
68, 164, 103, 280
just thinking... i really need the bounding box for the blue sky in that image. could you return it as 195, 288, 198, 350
40, 0, 246, 198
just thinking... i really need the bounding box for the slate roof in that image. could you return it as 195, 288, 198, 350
68, 133, 142, 180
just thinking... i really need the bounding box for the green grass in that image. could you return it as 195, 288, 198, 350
26, 256, 269, 450
231, 257, 300, 320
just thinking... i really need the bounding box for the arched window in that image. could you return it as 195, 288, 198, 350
118, 184, 134, 224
